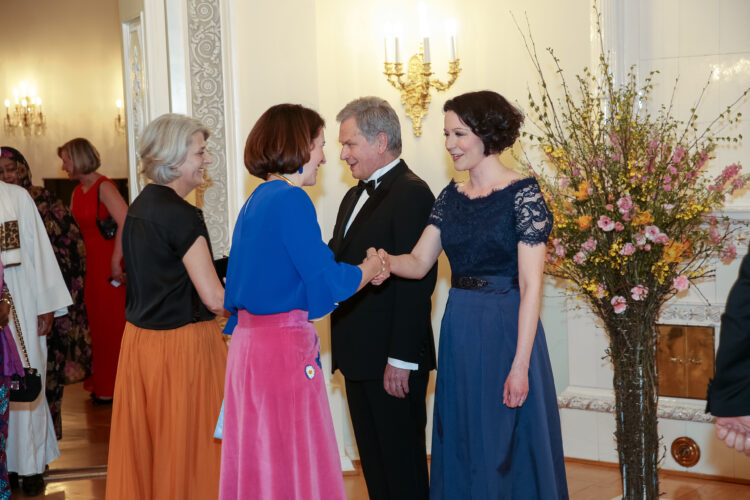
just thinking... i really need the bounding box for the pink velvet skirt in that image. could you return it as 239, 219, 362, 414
218, 310, 346, 500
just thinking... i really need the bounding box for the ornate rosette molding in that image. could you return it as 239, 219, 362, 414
558, 389, 715, 423
187, 0, 229, 256
658, 303, 723, 325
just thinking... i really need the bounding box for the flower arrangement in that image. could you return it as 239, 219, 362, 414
516, 10, 749, 500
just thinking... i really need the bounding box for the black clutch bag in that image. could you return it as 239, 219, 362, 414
7, 296, 42, 403
96, 183, 117, 240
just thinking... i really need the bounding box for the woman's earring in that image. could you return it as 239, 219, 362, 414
298, 167, 304, 174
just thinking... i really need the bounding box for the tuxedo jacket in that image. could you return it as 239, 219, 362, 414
329, 160, 437, 381
707, 247, 750, 417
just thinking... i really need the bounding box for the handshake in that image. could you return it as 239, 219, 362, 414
363, 247, 391, 286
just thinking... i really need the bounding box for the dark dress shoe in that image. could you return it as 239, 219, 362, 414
21, 474, 45, 496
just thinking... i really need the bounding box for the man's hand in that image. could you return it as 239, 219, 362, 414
716, 416, 750, 456
38, 312, 54, 336
384, 364, 410, 399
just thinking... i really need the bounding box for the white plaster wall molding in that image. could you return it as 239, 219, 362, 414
122, 14, 149, 200
658, 302, 723, 325
187, 0, 230, 256
558, 387, 715, 423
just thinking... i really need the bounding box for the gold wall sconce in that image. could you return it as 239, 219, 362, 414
383, 30, 461, 137
3, 83, 46, 137
115, 99, 126, 135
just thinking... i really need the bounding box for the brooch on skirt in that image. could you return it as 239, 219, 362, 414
305, 365, 315, 379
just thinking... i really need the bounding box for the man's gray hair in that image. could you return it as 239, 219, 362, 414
137, 113, 210, 184
336, 97, 402, 156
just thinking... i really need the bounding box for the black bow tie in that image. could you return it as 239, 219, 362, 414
357, 179, 376, 196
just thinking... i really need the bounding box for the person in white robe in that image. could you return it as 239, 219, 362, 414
0, 181, 72, 494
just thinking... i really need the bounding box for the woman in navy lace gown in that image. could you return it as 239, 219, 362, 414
384, 91, 568, 499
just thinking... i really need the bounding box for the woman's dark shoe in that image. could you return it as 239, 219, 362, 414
21, 474, 45, 496
8, 472, 18, 490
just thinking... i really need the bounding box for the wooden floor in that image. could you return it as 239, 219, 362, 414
12, 382, 750, 499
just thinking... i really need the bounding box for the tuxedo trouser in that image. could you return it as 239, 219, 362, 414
345, 372, 430, 500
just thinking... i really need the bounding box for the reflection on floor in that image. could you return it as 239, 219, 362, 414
13, 382, 750, 499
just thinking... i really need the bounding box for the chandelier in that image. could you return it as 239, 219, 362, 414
3, 83, 46, 136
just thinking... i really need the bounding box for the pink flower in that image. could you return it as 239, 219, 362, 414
645, 225, 661, 241
611, 296, 627, 314
709, 226, 720, 244
671, 145, 686, 164
673, 275, 690, 292
663, 184, 672, 192
620, 243, 636, 256
696, 150, 709, 168
630, 285, 648, 301
635, 232, 647, 246
617, 195, 633, 214
594, 284, 606, 299
614, 222, 625, 232
720, 244, 737, 263
605, 204, 614, 211
668, 166, 678, 175
559, 176, 569, 190
581, 237, 597, 253
664, 174, 672, 184
571, 167, 581, 177
573, 251, 587, 264
644, 243, 651, 251
654, 233, 670, 245
598, 216, 615, 232
555, 245, 566, 257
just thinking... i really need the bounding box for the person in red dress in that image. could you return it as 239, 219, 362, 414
58, 138, 127, 404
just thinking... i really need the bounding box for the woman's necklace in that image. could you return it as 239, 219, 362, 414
269, 173, 296, 186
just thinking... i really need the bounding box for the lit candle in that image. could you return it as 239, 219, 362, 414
21, 98, 27, 108
423, 37, 431, 63
3, 99, 9, 109
116, 99, 123, 109
394, 37, 400, 64
450, 35, 456, 61
446, 19, 457, 61
384, 38, 389, 63
35, 97, 42, 106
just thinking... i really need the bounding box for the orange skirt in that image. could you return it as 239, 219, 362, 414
105, 320, 228, 500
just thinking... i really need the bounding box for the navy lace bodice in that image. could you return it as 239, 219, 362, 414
428, 177, 553, 277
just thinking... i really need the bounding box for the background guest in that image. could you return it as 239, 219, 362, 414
58, 138, 126, 404
0, 146, 92, 439
0, 261, 16, 500
219, 103, 386, 500
0, 180, 72, 497
707, 242, 750, 456
383, 91, 568, 499
105, 114, 227, 500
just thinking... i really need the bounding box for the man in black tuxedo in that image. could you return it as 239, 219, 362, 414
330, 97, 437, 499
707, 243, 750, 456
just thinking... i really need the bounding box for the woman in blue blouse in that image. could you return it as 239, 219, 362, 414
219, 104, 387, 500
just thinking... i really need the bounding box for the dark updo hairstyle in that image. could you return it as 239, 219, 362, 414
244, 103, 325, 179
443, 90, 524, 155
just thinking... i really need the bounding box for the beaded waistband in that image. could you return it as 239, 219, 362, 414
451, 275, 519, 293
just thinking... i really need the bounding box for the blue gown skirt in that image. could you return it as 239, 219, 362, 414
430, 276, 569, 500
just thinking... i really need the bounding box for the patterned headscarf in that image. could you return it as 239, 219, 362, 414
0, 146, 32, 189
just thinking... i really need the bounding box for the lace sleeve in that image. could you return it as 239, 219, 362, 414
514, 180, 553, 246
427, 185, 450, 229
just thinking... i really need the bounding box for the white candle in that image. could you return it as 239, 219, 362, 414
450, 35, 457, 61
394, 37, 400, 64
3, 99, 9, 109
423, 37, 431, 63
384, 37, 389, 63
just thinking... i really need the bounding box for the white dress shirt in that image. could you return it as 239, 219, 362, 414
344, 159, 419, 371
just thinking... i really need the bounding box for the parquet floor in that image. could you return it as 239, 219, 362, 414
12, 383, 750, 499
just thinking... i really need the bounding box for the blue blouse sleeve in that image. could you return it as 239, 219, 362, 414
514, 179, 553, 246
280, 188, 362, 319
